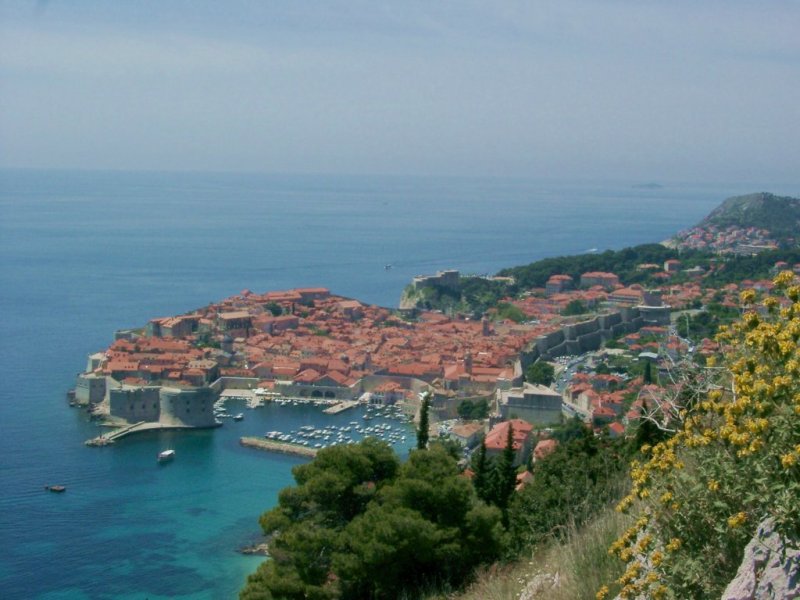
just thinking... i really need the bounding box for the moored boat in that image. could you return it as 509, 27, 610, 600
157, 449, 175, 463
45, 485, 66, 493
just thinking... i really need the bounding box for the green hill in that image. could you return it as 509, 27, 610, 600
699, 192, 800, 241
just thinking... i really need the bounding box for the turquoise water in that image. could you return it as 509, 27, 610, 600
1, 170, 795, 599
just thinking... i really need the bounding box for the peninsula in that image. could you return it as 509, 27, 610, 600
73, 192, 800, 447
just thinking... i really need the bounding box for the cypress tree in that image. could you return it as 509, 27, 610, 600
473, 440, 489, 502
416, 393, 430, 450
497, 422, 517, 515
643, 360, 653, 384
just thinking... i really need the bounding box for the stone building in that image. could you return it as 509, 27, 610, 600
497, 383, 562, 426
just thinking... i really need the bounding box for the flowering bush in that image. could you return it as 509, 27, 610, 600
602, 271, 800, 599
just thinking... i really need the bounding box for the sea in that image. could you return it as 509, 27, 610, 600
1, 169, 796, 599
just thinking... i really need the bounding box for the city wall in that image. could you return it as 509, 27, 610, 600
522, 307, 647, 368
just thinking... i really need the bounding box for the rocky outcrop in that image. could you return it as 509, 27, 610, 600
722, 519, 800, 600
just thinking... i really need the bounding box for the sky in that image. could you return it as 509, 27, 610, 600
0, 1, 798, 182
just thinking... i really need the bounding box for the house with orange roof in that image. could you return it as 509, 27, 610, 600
515, 470, 534, 491
256, 315, 300, 334
580, 271, 620, 290
545, 274, 574, 296
533, 438, 558, 463
608, 286, 644, 306
484, 419, 534, 466
592, 404, 616, 426
293, 288, 331, 302
216, 311, 252, 334
449, 421, 485, 449
365, 381, 405, 405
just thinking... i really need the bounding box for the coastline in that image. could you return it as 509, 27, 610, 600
2, 172, 757, 600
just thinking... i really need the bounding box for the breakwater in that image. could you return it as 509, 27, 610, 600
240, 436, 318, 458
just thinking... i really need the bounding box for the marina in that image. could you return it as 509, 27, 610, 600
259, 404, 411, 454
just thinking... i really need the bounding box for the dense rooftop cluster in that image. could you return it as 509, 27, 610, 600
672, 224, 778, 254
94, 287, 548, 394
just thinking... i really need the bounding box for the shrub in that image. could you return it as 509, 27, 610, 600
605, 271, 800, 599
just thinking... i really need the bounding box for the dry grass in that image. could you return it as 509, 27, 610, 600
437, 507, 631, 600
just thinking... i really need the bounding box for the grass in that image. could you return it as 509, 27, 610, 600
436, 507, 631, 600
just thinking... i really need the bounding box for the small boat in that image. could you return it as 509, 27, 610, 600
233, 413, 244, 421
45, 485, 66, 493
157, 449, 175, 463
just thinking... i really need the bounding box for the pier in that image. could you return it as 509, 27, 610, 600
240, 436, 318, 458
85, 421, 221, 446
322, 400, 359, 415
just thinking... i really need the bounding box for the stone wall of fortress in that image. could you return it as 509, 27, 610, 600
158, 387, 216, 427
74, 373, 110, 404
106, 384, 216, 427
521, 307, 650, 368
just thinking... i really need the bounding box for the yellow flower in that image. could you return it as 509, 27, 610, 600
651, 550, 664, 567
781, 452, 798, 469
740, 289, 757, 304
708, 479, 720, 492
763, 296, 779, 311
596, 585, 609, 600
727, 512, 747, 529
773, 270, 796, 287
666, 538, 681, 552
653, 585, 669, 599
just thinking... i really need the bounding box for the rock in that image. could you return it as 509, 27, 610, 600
519, 570, 559, 600
238, 541, 270, 556
722, 518, 800, 600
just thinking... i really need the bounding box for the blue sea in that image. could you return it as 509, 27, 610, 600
1, 170, 796, 599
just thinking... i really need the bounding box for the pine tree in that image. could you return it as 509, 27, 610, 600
416, 393, 430, 450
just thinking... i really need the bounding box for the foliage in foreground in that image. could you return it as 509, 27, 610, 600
508, 427, 630, 555
448, 507, 631, 600
241, 440, 504, 600
605, 271, 800, 599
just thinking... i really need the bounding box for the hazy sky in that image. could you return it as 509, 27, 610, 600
1, 1, 798, 181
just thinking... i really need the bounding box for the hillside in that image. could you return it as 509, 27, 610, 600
699, 192, 800, 241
